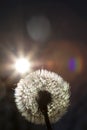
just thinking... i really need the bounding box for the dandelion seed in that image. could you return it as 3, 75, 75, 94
15, 69, 70, 125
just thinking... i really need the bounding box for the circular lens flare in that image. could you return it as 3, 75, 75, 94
15, 58, 30, 74
68, 57, 83, 73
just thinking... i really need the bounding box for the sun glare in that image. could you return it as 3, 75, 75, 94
15, 58, 31, 74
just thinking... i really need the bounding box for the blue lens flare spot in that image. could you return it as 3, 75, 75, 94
68, 58, 76, 71
68, 57, 83, 73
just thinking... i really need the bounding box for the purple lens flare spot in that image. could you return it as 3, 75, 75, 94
68, 58, 76, 71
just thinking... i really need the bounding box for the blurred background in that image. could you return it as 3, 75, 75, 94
0, 0, 87, 130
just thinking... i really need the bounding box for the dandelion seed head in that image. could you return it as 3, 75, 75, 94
15, 69, 70, 124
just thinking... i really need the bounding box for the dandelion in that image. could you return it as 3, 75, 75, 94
15, 69, 70, 129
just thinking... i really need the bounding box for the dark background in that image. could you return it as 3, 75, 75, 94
0, 0, 87, 130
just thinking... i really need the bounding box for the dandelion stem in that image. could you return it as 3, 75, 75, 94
43, 108, 52, 130
36, 90, 52, 130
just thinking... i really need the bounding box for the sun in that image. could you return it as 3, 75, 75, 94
15, 58, 31, 74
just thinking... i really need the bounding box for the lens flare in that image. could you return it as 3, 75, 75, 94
27, 16, 51, 42
68, 57, 83, 73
